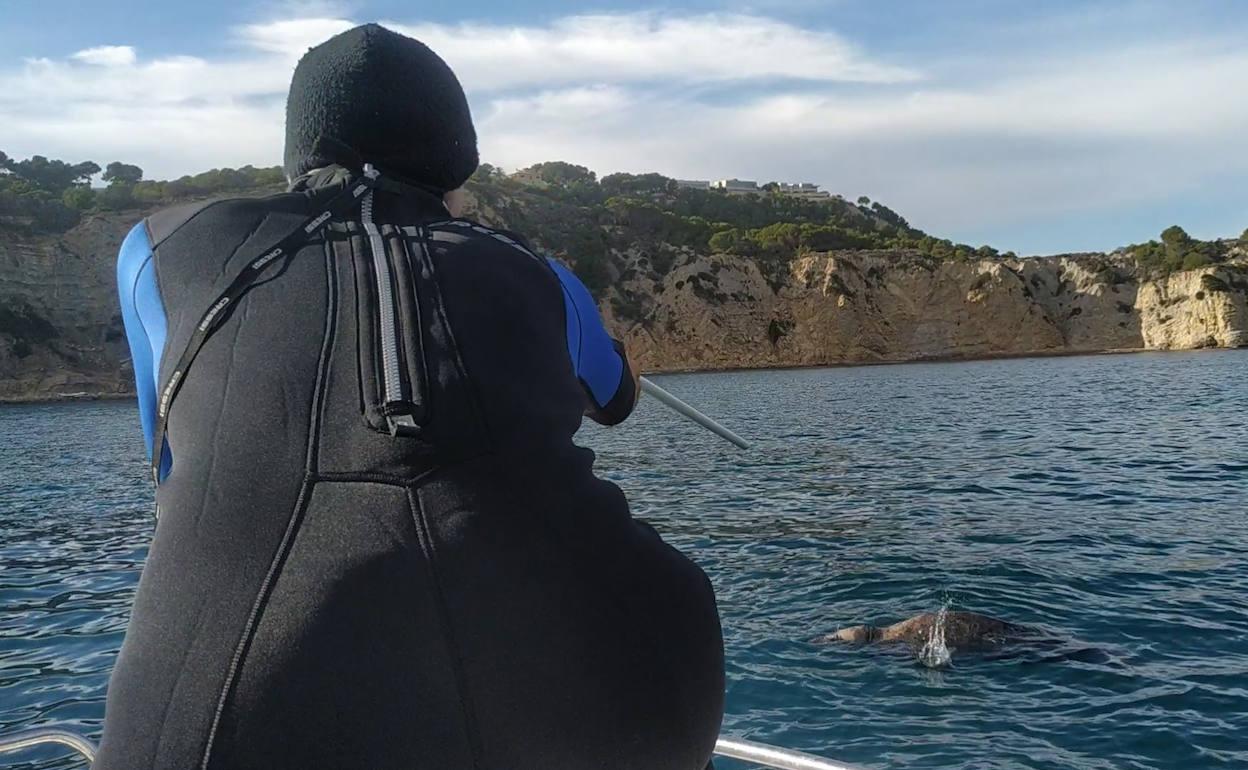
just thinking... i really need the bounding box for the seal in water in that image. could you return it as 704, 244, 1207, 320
816, 611, 1024, 652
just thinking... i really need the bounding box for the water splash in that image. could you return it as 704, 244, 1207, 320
918, 602, 953, 669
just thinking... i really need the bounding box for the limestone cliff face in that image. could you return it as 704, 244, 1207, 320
1136, 268, 1248, 350
603, 250, 1248, 372
1, 206, 1246, 401
0, 214, 136, 400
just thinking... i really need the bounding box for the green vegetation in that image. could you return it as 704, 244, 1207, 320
4, 152, 1243, 305
1126, 225, 1231, 273
767, 318, 794, 345
1, 150, 285, 233
0, 151, 98, 231
464, 166, 1000, 298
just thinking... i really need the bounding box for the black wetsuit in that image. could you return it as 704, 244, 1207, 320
100, 167, 725, 769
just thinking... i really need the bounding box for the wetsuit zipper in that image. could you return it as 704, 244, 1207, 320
360, 178, 419, 436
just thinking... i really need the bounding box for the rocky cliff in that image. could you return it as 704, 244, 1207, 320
605, 249, 1248, 371
0, 213, 136, 400
2, 207, 1246, 401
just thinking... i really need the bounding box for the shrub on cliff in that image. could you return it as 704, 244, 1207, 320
1129, 225, 1228, 273
102, 162, 143, 186
62, 186, 96, 211
1, 153, 292, 229
96, 184, 136, 211
601, 173, 677, 197
1182, 252, 1213, 270
0, 183, 80, 232
604, 197, 710, 249
2, 154, 99, 196
0, 152, 98, 232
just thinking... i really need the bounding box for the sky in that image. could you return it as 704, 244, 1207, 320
2, 0, 1246, 255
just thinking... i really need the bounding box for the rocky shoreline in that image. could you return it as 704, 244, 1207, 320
3, 210, 1246, 404
7, 345, 1245, 407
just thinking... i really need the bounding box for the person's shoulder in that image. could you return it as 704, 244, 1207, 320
144, 191, 306, 248
424, 218, 544, 263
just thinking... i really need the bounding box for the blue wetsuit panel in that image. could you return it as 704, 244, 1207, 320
546, 258, 625, 409
117, 222, 172, 480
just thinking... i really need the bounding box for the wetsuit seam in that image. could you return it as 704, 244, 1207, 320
395, 232, 431, 420
128, 233, 156, 348
405, 487, 484, 769
144, 218, 170, 384
147, 199, 239, 250
217, 212, 271, 284
556, 279, 586, 372
426, 220, 538, 257
345, 225, 368, 418
124, 246, 164, 468
194, 314, 245, 535
307, 239, 338, 474
148, 593, 214, 766
310, 469, 439, 486
148, 192, 301, 250
198, 474, 316, 770
126, 248, 166, 456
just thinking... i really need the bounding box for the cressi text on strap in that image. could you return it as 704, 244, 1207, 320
149, 168, 380, 489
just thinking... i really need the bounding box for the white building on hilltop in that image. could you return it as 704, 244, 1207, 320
711, 179, 760, 194
777, 182, 831, 200
707, 179, 832, 200
676, 179, 711, 190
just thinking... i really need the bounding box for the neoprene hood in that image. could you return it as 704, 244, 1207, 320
283, 23, 479, 192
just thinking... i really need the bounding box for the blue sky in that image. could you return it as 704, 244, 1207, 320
2, 0, 1246, 254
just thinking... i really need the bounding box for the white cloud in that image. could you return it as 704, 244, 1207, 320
226, 12, 918, 89
235, 17, 354, 56
1, 11, 1245, 252
475, 39, 1248, 245
70, 45, 137, 67
0, 11, 915, 178
384, 13, 920, 90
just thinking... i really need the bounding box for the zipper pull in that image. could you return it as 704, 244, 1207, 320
387, 414, 419, 437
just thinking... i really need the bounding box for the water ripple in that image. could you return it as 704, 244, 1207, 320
3, 351, 1248, 769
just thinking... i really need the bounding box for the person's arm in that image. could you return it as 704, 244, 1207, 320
117, 221, 173, 480
546, 258, 640, 426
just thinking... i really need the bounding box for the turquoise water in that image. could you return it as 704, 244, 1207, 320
2, 351, 1247, 769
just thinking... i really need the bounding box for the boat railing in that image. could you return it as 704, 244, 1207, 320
0, 729, 98, 764
0, 729, 865, 769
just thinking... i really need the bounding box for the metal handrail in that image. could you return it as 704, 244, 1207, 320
716, 736, 865, 769
0, 729, 864, 769
0, 729, 96, 764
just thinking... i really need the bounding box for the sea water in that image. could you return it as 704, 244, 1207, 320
2, 350, 1247, 769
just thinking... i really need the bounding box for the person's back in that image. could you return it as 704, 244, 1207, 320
97, 24, 724, 770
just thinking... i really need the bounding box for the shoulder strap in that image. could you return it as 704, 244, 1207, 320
149, 170, 379, 489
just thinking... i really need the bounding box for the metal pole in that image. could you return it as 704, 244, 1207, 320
640, 377, 750, 450
715, 736, 866, 770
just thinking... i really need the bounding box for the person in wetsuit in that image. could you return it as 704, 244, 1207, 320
101, 23, 724, 770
